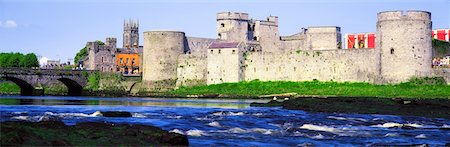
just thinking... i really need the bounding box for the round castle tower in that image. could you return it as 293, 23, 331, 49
217, 12, 249, 42
377, 10, 432, 83
142, 31, 186, 84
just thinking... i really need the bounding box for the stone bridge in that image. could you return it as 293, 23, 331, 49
0, 68, 96, 96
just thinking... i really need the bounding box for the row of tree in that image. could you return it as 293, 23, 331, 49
0, 52, 39, 68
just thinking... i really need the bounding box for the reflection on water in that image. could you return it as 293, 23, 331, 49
0, 96, 269, 109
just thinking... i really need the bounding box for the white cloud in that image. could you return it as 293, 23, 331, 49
0, 20, 17, 28
4, 20, 17, 28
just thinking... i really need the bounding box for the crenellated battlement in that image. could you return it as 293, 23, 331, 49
217, 12, 249, 21
377, 10, 431, 22
106, 37, 117, 42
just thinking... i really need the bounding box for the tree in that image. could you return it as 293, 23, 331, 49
22, 53, 39, 68
7, 53, 22, 67
74, 40, 105, 65
74, 46, 88, 65
96, 40, 105, 45
0, 52, 39, 68
0, 53, 10, 67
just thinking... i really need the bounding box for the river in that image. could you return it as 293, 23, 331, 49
1, 96, 449, 146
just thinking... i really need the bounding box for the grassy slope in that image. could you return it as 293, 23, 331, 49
0, 82, 20, 93
169, 80, 450, 98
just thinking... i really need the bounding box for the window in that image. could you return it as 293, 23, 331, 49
210, 50, 213, 54
218, 33, 222, 39
232, 50, 236, 54
120, 58, 123, 64
126, 58, 129, 64
253, 36, 258, 41
102, 57, 104, 63
132, 58, 136, 66
221, 23, 225, 27
218, 50, 221, 54
390, 48, 395, 55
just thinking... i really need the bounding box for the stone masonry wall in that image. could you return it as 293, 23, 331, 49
306, 27, 341, 50
244, 48, 381, 83
254, 20, 280, 52
207, 47, 243, 85
176, 54, 207, 87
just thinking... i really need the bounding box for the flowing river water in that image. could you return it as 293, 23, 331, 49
0, 96, 449, 146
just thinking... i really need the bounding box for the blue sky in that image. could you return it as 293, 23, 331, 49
0, 0, 449, 62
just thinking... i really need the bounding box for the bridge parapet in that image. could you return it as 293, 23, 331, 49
0, 68, 97, 77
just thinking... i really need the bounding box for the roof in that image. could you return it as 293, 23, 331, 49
208, 42, 240, 49
117, 47, 143, 54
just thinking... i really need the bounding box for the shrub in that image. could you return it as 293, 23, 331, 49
407, 77, 446, 85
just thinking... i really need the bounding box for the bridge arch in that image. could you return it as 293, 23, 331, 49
57, 78, 83, 96
1, 76, 36, 96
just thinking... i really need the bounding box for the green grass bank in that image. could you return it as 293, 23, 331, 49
0, 82, 20, 94
168, 78, 450, 99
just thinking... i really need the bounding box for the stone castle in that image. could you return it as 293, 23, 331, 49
141, 10, 450, 89
81, 20, 143, 74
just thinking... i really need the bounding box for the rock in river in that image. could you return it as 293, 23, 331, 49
0, 121, 189, 146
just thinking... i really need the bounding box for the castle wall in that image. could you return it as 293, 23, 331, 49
377, 10, 433, 83
207, 47, 243, 85
280, 40, 305, 52
94, 50, 115, 72
306, 27, 342, 50
176, 54, 207, 86
244, 48, 381, 83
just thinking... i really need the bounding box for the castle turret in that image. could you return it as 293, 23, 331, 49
252, 15, 280, 52
142, 31, 187, 87
106, 37, 117, 55
86, 41, 99, 70
123, 19, 139, 48
377, 10, 432, 83
217, 12, 249, 42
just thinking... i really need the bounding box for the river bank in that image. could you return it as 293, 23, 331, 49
0, 121, 188, 146
167, 79, 450, 99
2, 78, 450, 98
250, 97, 450, 119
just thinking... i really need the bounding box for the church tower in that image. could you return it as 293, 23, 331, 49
123, 19, 139, 48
